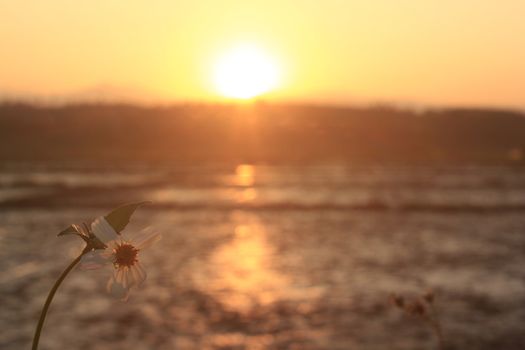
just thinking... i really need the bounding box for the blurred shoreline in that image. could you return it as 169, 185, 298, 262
1, 102, 525, 165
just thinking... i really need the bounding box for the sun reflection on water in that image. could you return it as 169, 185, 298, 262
236, 188, 257, 203
234, 164, 258, 203
204, 221, 289, 311
234, 164, 255, 187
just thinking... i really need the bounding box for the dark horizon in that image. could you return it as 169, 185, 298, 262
2, 102, 525, 165
2, 97, 525, 114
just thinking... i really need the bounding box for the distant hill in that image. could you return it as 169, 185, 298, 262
1, 103, 525, 165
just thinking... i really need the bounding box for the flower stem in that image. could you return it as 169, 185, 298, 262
32, 248, 88, 350
424, 305, 444, 350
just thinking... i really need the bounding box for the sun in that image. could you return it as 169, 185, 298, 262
213, 44, 280, 99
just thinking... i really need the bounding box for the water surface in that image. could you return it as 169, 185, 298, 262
1, 164, 524, 349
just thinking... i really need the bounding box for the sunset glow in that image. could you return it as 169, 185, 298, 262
1, 1, 524, 107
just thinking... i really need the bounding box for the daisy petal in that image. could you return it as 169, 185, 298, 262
135, 231, 161, 250
131, 264, 146, 286
91, 216, 119, 243
115, 267, 125, 284
123, 267, 132, 289
106, 276, 130, 301
79, 251, 109, 270
100, 247, 115, 259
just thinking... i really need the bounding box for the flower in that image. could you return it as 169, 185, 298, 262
80, 216, 161, 300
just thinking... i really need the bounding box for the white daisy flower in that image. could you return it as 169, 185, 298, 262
80, 216, 161, 300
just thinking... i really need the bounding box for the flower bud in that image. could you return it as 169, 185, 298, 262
422, 290, 434, 304
390, 294, 405, 308
406, 301, 426, 316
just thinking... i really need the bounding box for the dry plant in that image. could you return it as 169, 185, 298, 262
390, 290, 445, 350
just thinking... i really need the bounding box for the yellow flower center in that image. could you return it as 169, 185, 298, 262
113, 243, 139, 268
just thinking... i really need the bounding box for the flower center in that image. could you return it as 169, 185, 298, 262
113, 243, 139, 268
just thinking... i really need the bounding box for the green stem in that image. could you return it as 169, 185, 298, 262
32, 248, 88, 350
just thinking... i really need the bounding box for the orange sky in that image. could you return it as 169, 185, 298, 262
1, 1, 525, 108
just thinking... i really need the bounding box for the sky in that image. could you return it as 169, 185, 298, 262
1, 0, 525, 108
